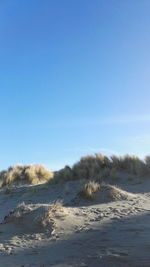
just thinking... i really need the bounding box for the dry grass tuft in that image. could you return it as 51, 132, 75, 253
51, 153, 148, 184
80, 181, 100, 199
73, 154, 110, 181
51, 154, 111, 184
2, 153, 150, 187
50, 200, 63, 212
50, 166, 73, 184
1, 164, 53, 187
79, 183, 135, 202
34, 202, 66, 230
122, 155, 145, 176
36, 206, 55, 228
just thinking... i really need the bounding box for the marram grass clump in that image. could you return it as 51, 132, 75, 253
79, 181, 135, 202
0, 164, 53, 187
80, 181, 100, 199
50, 153, 150, 184
1, 153, 150, 187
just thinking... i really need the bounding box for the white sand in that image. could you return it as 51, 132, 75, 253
0, 178, 150, 266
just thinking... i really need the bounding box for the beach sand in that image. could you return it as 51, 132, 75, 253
0, 178, 150, 266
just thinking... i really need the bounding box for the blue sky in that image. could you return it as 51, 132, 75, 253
0, 0, 150, 170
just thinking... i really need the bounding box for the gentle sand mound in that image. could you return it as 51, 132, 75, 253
2, 202, 58, 234
75, 182, 135, 203
95, 184, 135, 202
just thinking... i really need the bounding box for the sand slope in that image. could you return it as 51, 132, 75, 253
0, 179, 150, 266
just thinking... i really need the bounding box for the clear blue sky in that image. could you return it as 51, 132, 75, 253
0, 0, 150, 170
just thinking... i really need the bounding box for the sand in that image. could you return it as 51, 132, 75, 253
0, 178, 150, 267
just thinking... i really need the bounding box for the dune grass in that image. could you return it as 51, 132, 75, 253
0, 164, 53, 186
80, 181, 100, 199
50, 153, 150, 184
79, 181, 134, 202
1, 153, 150, 187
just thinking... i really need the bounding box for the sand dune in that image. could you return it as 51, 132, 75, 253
75, 182, 136, 204
0, 159, 150, 266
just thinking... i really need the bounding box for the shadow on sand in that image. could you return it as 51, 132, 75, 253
1, 211, 150, 267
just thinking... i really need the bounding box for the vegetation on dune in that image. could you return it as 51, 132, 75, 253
80, 181, 100, 199
1, 153, 150, 187
79, 181, 134, 201
51, 154, 111, 184
50, 153, 150, 184
0, 164, 53, 186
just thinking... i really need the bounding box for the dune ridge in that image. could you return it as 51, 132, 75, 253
0, 154, 150, 266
